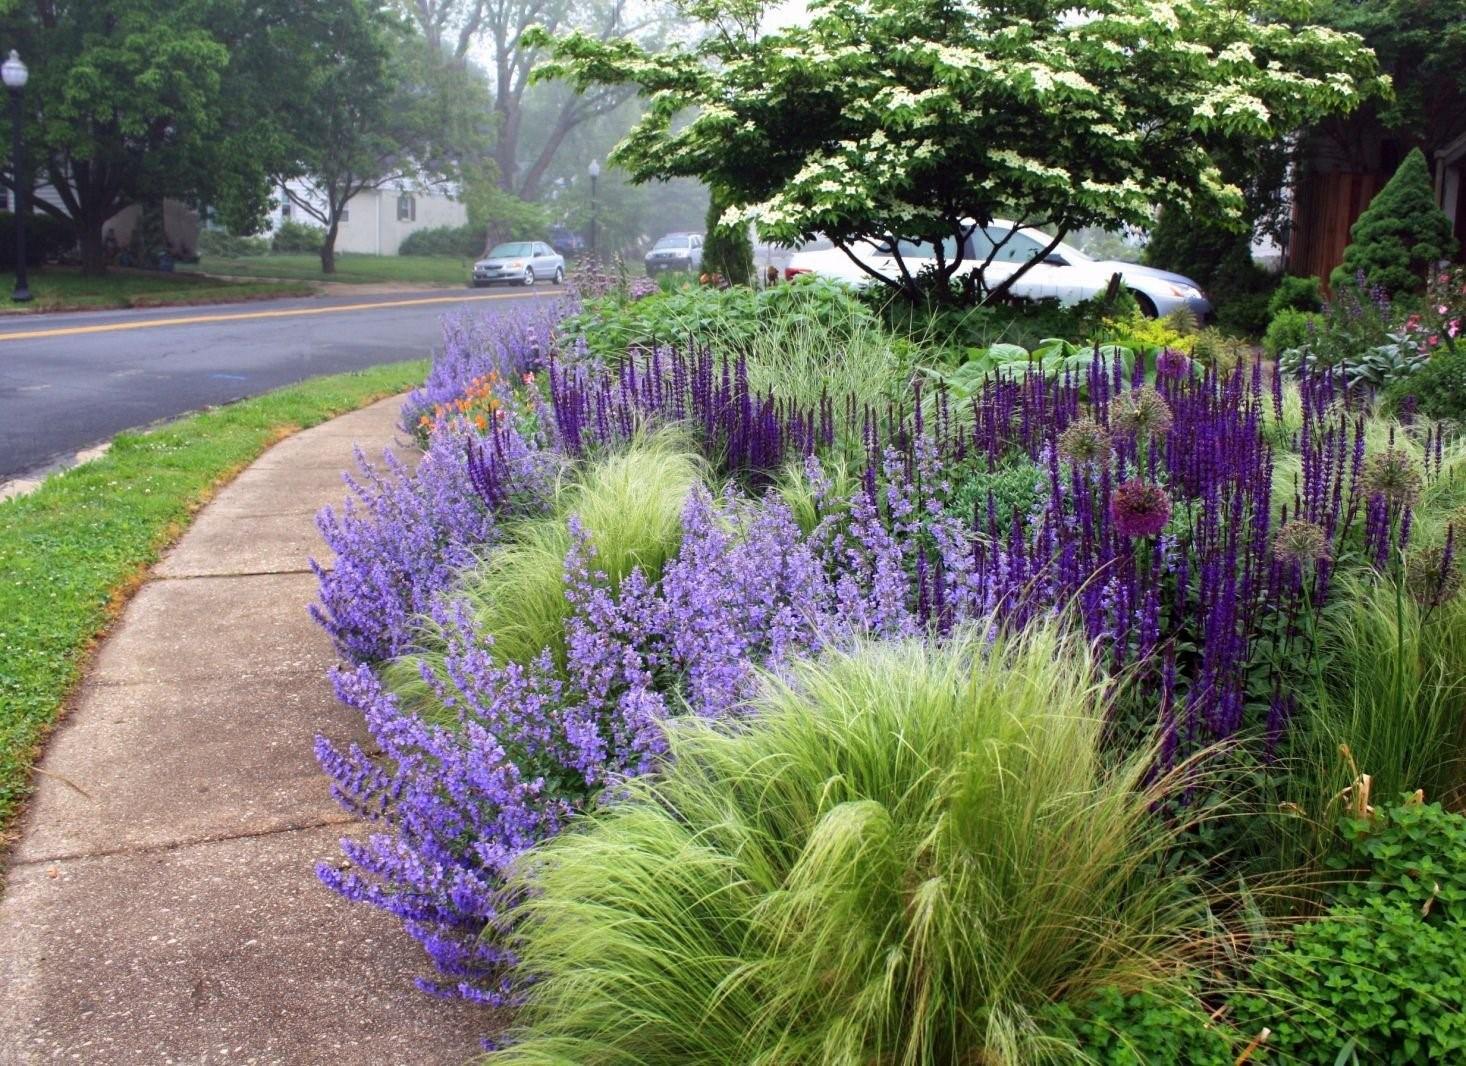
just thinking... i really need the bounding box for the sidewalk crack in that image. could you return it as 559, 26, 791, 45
11, 814, 364, 869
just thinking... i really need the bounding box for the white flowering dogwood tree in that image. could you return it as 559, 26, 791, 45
529, 0, 1384, 303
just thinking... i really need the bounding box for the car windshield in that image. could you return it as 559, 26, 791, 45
652, 237, 689, 251
488, 242, 532, 258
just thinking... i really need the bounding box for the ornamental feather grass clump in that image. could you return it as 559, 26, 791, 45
388, 430, 707, 715
491, 628, 1226, 1065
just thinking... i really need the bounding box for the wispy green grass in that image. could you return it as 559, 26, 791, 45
186, 253, 476, 287
493, 626, 1235, 1065
388, 430, 706, 718
0, 267, 313, 314
0, 360, 426, 836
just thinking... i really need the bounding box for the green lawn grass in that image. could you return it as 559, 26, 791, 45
186, 252, 475, 286
0, 266, 314, 314
0, 361, 427, 837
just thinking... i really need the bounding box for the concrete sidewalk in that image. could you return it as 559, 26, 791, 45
0, 397, 490, 1064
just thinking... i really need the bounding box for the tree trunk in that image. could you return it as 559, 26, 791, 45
79, 224, 108, 277
320, 220, 339, 274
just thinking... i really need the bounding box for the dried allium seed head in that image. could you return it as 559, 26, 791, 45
1361, 448, 1423, 507
1110, 479, 1172, 538
1058, 416, 1113, 464
1405, 545, 1463, 608
1272, 519, 1331, 565
1109, 386, 1174, 439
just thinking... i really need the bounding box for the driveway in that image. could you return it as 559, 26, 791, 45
0, 287, 560, 482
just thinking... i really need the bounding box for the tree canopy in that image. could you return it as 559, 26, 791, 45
269, 4, 494, 271
531, 0, 1386, 302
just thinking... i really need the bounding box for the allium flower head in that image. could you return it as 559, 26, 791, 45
1109, 386, 1174, 440
1272, 519, 1330, 565
1058, 416, 1113, 465
1405, 545, 1463, 608
1156, 348, 1191, 379
1361, 448, 1423, 506
1110, 479, 1172, 538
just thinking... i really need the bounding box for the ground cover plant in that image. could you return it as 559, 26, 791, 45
0, 359, 426, 835
312, 283, 1466, 1057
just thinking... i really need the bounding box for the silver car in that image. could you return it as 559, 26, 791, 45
784, 221, 1212, 320
472, 241, 565, 287
644, 233, 703, 275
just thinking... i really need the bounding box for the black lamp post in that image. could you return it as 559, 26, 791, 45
3, 49, 30, 303
587, 158, 600, 260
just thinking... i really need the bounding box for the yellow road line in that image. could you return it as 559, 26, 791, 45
0, 290, 552, 342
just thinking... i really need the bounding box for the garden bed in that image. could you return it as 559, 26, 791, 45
310, 274, 1466, 1062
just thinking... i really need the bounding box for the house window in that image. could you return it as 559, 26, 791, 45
339, 207, 349, 222
397, 194, 416, 222
280, 197, 292, 220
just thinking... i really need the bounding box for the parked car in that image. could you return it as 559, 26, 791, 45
784, 222, 1211, 319
549, 224, 585, 257
644, 232, 703, 275
472, 241, 566, 287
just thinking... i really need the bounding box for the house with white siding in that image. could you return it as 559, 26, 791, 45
263, 179, 469, 256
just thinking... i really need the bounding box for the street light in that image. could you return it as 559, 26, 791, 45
587, 158, 600, 260
3, 49, 30, 302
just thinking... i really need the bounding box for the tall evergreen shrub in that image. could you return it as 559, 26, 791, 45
1331, 148, 1458, 297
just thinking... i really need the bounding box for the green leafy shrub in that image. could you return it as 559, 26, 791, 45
1262, 308, 1322, 360
1214, 288, 1274, 338
0, 212, 77, 268
493, 629, 1229, 1065
1145, 211, 1276, 337
1331, 148, 1458, 298
1384, 344, 1466, 421
270, 220, 326, 254
948, 452, 1045, 529
197, 229, 269, 258
1233, 802, 1466, 1064
398, 223, 485, 257
1268, 275, 1323, 317
1043, 986, 1237, 1065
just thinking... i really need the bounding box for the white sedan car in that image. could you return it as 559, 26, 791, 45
784, 222, 1211, 319
471, 241, 566, 288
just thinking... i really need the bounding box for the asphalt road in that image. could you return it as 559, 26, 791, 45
0, 286, 557, 482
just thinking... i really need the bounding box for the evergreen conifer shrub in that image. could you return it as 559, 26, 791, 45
1331, 148, 1458, 298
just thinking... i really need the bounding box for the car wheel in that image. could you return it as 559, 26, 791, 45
553, 266, 564, 285
522, 267, 535, 287
1129, 290, 1158, 318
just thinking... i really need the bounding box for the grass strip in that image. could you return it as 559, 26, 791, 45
1, 268, 315, 314
185, 253, 476, 287
0, 360, 427, 836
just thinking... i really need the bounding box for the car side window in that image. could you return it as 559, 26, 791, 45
976, 228, 1045, 263
534, 243, 548, 256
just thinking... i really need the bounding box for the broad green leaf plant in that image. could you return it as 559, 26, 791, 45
529, 0, 1386, 304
